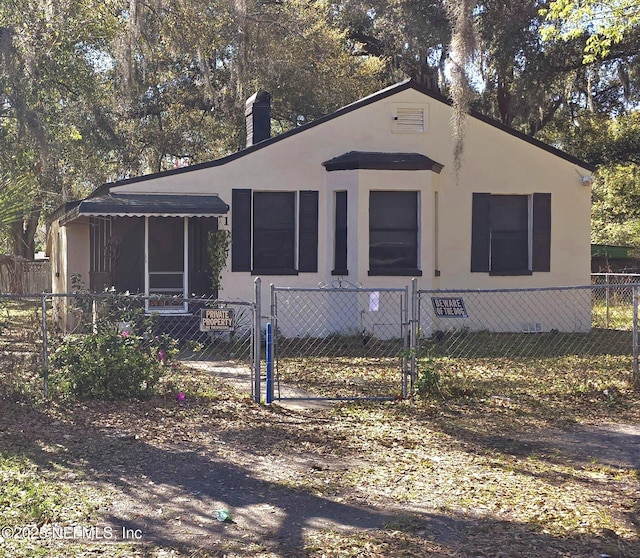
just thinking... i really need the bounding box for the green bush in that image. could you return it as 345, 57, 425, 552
50, 329, 174, 400
414, 353, 441, 399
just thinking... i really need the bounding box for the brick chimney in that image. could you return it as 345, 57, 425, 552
245, 90, 271, 147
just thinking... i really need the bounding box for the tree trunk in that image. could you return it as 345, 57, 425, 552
10, 210, 38, 259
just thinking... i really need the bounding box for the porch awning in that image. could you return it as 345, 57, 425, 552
63, 193, 230, 221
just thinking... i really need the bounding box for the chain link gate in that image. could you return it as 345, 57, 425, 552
269, 281, 411, 401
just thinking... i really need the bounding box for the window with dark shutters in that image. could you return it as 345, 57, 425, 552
232, 189, 319, 275
471, 192, 551, 275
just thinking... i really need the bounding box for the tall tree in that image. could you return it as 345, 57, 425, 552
542, 0, 640, 62
0, 0, 118, 257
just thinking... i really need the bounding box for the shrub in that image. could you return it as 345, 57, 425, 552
414, 353, 441, 399
50, 328, 174, 400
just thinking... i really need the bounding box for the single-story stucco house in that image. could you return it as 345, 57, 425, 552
48, 80, 596, 334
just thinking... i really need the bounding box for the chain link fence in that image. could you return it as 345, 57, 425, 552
2, 277, 640, 402
416, 285, 629, 356
0, 295, 46, 399
270, 282, 410, 401
415, 283, 638, 396
592, 273, 640, 330
1, 291, 260, 401
50, 291, 260, 398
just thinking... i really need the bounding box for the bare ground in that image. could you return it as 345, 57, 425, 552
2, 368, 640, 557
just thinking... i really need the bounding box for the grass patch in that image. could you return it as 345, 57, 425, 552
0, 451, 111, 558
277, 356, 403, 399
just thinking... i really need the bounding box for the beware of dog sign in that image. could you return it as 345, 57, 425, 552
431, 297, 468, 318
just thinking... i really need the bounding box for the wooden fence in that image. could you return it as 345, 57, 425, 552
0, 257, 51, 294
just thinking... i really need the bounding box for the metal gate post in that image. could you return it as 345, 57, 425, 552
270, 283, 278, 400
634, 285, 639, 388
606, 273, 611, 328
410, 278, 418, 395
41, 294, 49, 399
253, 277, 261, 403
266, 322, 273, 404
401, 285, 409, 398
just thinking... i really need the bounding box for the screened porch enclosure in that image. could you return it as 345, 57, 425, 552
89, 215, 219, 308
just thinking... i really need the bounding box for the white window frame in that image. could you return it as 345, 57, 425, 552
144, 216, 189, 313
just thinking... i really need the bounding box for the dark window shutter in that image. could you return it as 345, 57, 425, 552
298, 190, 319, 272
188, 217, 218, 296
333, 191, 348, 274
231, 189, 251, 272
471, 193, 491, 272
532, 193, 551, 272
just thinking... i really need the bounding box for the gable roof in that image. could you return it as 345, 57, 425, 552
83, 79, 595, 199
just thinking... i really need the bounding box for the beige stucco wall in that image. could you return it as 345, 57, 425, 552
107, 86, 591, 304
49, 216, 91, 331
49, 218, 89, 293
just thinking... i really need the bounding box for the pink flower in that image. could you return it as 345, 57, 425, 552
177, 392, 186, 402
121, 330, 131, 337
158, 349, 166, 363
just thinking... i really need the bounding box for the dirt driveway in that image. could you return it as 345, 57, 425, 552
2, 370, 640, 557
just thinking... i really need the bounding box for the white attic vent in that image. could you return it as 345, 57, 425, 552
392, 105, 426, 133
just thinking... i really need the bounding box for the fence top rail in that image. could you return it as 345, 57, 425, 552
38, 292, 254, 306
0, 293, 49, 300
592, 272, 640, 277
418, 284, 640, 295
271, 285, 408, 293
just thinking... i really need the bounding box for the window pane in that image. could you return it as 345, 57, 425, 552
148, 217, 184, 272
491, 231, 528, 273
254, 192, 295, 228
369, 191, 418, 270
149, 273, 184, 289
489, 195, 529, 273
370, 230, 417, 269
370, 191, 417, 230
334, 191, 347, 271
253, 231, 295, 270
253, 192, 295, 271
490, 195, 528, 232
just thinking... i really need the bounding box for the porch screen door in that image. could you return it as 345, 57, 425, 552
146, 217, 188, 312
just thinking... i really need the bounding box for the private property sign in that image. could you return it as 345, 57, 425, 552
431, 297, 468, 318
200, 308, 235, 331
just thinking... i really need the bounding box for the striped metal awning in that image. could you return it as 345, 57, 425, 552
62, 193, 229, 221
